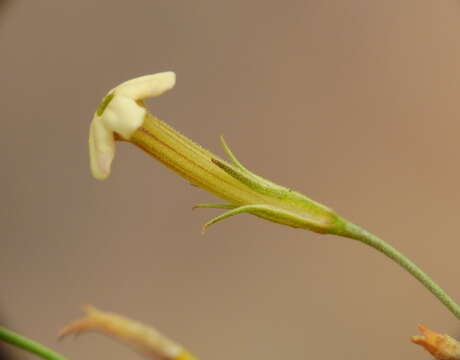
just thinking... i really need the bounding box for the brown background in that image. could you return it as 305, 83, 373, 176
2, 1, 460, 359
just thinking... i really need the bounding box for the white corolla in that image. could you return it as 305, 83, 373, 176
89, 72, 176, 180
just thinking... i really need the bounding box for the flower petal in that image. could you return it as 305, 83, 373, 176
89, 115, 115, 180
102, 96, 146, 139
114, 72, 176, 100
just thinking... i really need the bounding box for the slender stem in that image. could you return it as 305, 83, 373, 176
331, 218, 460, 319
0, 326, 68, 360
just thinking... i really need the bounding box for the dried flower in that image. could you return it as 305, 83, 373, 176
411, 325, 460, 360
60, 305, 198, 360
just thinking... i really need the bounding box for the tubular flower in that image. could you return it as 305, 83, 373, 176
86, 72, 460, 322
88, 72, 340, 233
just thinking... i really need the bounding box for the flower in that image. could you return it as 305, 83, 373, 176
412, 325, 460, 360
88, 72, 339, 233
60, 305, 198, 360
86, 73, 460, 322
89, 72, 176, 180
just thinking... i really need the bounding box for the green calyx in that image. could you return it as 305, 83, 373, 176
129, 113, 338, 234
127, 111, 460, 320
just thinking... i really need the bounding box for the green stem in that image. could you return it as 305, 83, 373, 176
0, 327, 68, 360
331, 218, 460, 320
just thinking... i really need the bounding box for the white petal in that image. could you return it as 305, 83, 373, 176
88, 72, 176, 180
114, 72, 176, 100
102, 96, 146, 139
89, 115, 115, 180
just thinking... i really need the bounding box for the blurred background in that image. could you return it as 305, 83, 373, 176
2, 1, 460, 359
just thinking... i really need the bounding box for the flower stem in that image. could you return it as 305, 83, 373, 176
331, 218, 460, 319
0, 326, 68, 360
